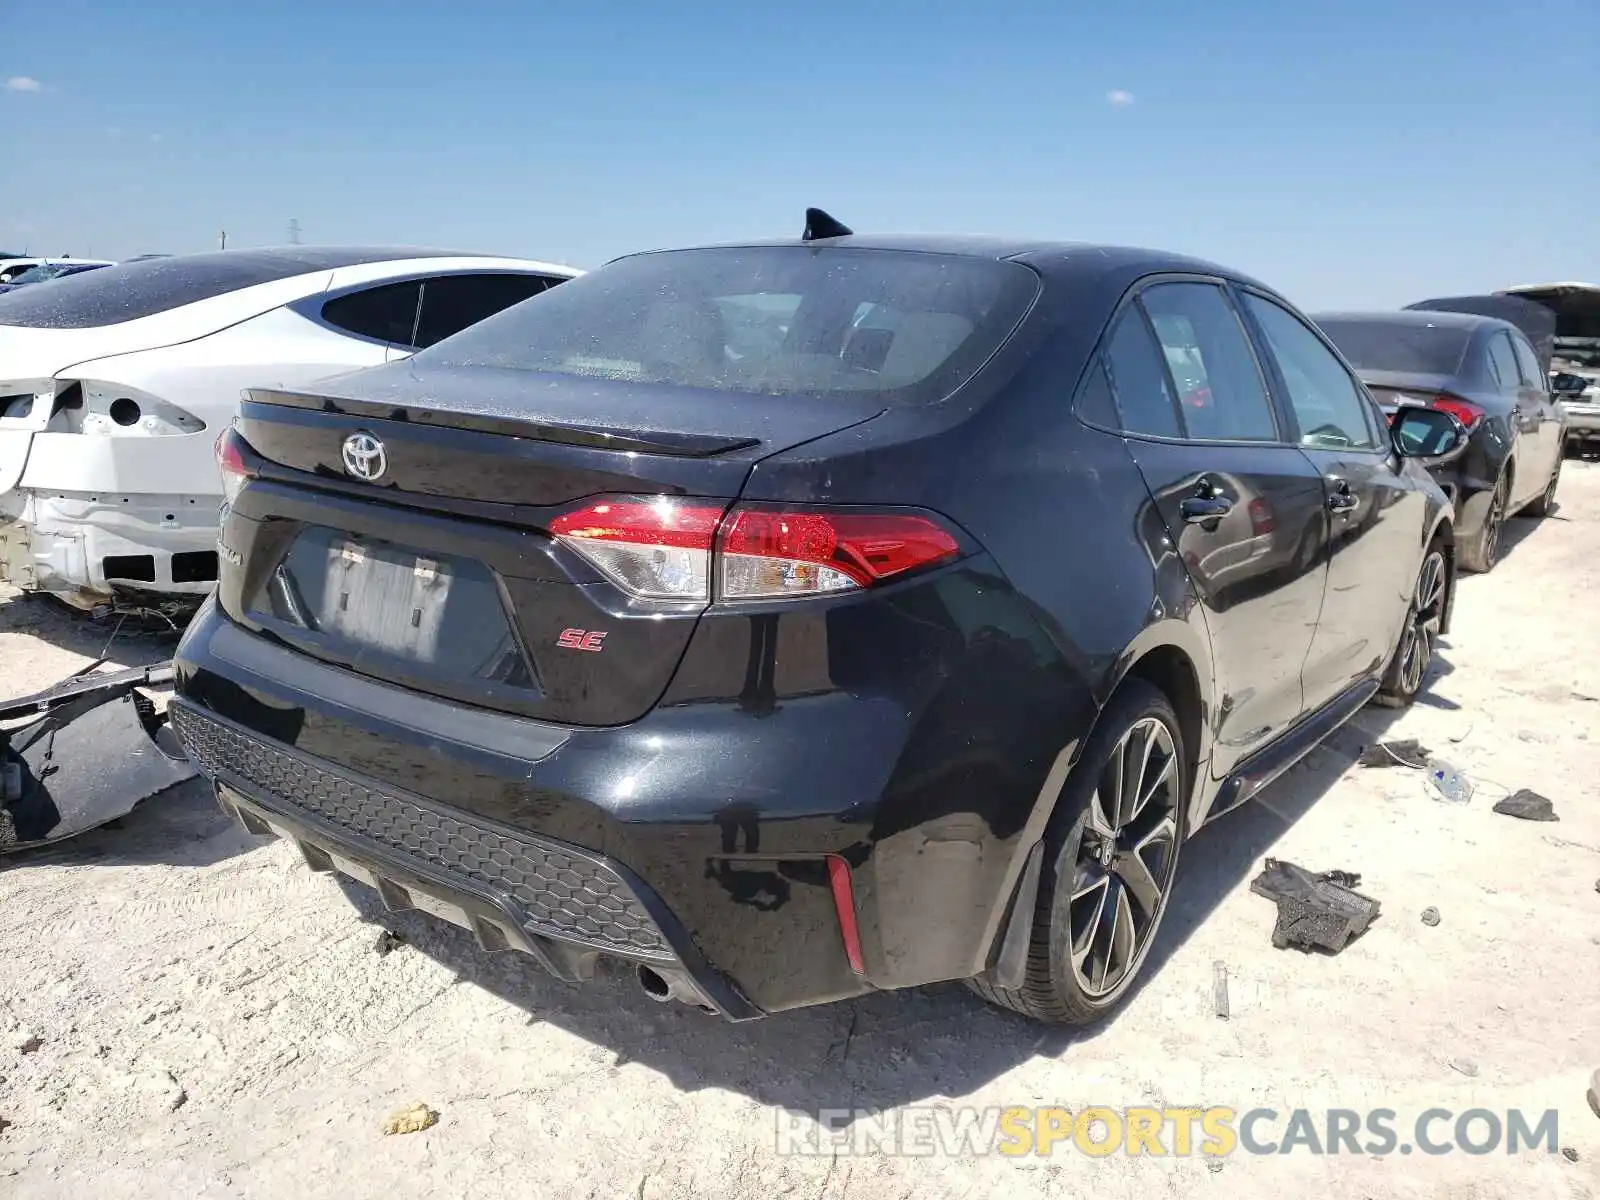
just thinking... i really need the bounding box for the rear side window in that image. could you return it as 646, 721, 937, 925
0, 248, 437, 329
321, 281, 423, 347
1102, 309, 1181, 438
1242, 293, 1378, 449
1141, 283, 1278, 441
1486, 333, 1521, 393
1510, 334, 1543, 389
414, 273, 554, 349
416, 247, 1040, 405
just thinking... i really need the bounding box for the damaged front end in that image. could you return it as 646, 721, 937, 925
0, 661, 197, 852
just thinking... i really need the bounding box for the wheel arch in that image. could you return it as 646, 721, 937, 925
974, 621, 1214, 986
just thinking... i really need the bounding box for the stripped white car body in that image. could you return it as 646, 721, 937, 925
0, 249, 579, 612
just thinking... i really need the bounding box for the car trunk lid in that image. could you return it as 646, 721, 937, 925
224, 363, 885, 726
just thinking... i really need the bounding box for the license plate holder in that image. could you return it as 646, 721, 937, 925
317, 538, 453, 659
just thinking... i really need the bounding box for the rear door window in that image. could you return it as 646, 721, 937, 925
1510, 334, 1543, 389
1486, 333, 1522, 395
1140, 283, 1279, 441
1242, 293, 1379, 449
321, 281, 424, 347
413, 273, 553, 349
1102, 309, 1181, 438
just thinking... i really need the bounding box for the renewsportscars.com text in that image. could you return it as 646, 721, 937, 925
774, 1106, 1563, 1158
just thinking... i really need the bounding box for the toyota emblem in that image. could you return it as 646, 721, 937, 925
341, 431, 387, 482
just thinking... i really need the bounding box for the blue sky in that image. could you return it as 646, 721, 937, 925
4, 0, 1596, 307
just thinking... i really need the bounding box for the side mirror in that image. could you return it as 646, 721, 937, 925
1551, 372, 1589, 396
1392, 406, 1468, 462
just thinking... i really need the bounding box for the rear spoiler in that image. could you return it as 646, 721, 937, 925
1404, 295, 1557, 378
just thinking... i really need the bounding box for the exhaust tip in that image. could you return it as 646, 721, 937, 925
637, 965, 672, 1002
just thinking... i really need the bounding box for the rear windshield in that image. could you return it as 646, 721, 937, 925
1314, 318, 1472, 375
0, 248, 442, 329
416, 247, 1040, 404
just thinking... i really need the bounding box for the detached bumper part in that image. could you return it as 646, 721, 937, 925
170, 702, 756, 1018
0, 663, 196, 852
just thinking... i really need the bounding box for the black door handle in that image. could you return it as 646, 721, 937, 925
1180, 496, 1233, 523
1326, 480, 1359, 514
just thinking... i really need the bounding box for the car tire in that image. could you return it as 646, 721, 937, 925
1374, 540, 1449, 709
1457, 472, 1507, 574
1525, 460, 1560, 518
968, 679, 1187, 1026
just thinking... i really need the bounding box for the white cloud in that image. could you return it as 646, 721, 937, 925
5, 76, 43, 93
1106, 89, 1135, 107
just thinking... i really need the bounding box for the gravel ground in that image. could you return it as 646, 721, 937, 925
2, 464, 1598, 1200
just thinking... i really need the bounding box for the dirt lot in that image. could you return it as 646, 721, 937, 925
2, 464, 1597, 1200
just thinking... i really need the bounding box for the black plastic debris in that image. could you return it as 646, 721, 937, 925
1421, 907, 1441, 927
1, 662, 194, 852
1357, 739, 1432, 768
1492, 789, 1559, 822
1249, 858, 1381, 953
374, 929, 405, 957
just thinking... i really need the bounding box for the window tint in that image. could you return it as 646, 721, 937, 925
1313, 317, 1472, 375
1486, 333, 1521, 394
418, 248, 1040, 405
1141, 283, 1277, 441
1243, 293, 1377, 450
1510, 334, 1543, 390
1075, 359, 1119, 428
321, 281, 423, 346
0, 248, 444, 329
1103, 309, 1181, 438
414, 273, 553, 349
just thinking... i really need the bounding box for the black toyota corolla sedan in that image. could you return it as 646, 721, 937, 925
1313, 306, 1565, 572
172, 214, 1463, 1026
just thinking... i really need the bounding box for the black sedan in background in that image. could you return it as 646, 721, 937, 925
1313, 310, 1564, 571
172, 215, 1464, 1026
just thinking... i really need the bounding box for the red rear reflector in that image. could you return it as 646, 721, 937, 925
826, 854, 866, 975
719, 509, 959, 599
1429, 395, 1484, 430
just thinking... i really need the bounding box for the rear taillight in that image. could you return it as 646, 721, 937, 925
549, 497, 724, 601
719, 508, 960, 599
1429, 395, 1484, 431
549, 496, 961, 604
214, 427, 253, 504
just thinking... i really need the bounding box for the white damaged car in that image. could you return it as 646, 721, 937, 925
0, 248, 578, 615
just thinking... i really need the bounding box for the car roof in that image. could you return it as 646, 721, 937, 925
627, 234, 1269, 288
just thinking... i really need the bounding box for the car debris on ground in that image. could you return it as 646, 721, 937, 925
0, 660, 194, 852
1249, 859, 1381, 953
1491, 788, 1560, 822
1357, 738, 1433, 768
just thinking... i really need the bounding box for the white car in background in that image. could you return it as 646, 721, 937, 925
0, 247, 579, 615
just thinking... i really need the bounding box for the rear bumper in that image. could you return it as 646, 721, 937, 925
172, 579, 1090, 1014
175, 700, 752, 1017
